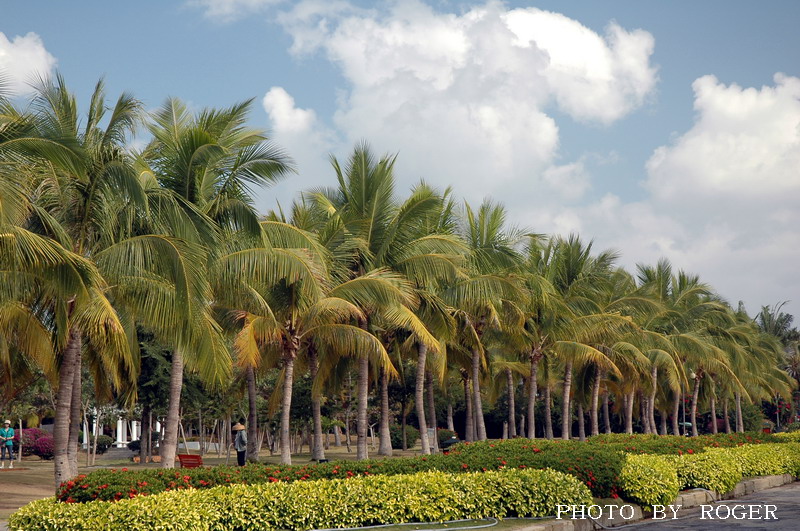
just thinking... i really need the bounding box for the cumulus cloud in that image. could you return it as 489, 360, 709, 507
272, 0, 657, 202
260, 87, 338, 208
0, 32, 57, 96
543, 74, 800, 316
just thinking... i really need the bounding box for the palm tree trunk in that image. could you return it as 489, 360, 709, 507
690, 376, 701, 437
602, 390, 611, 434
723, 400, 732, 433
471, 347, 487, 440
68, 355, 82, 478
246, 366, 259, 462
357, 356, 369, 459
590, 366, 600, 436
672, 392, 681, 435
735, 391, 744, 432
561, 361, 573, 440
161, 349, 184, 469
415, 343, 430, 454
506, 369, 516, 438
378, 369, 392, 456
53, 329, 81, 489
544, 385, 553, 439
426, 371, 439, 452
309, 349, 325, 461
710, 396, 718, 434
660, 410, 668, 435
577, 402, 586, 441
464, 377, 474, 442
624, 391, 634, 434
447, 402, 454, 432
649, 366, 658, 435
527, 355, 538, 439
280, 355, 296, 464
640, 392, 651, 433
140, 404, 151, 463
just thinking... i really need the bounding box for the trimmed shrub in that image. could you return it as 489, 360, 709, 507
89, 435, 114, 455
775, 431, 800, 443
672, 450, 741, 494
587, 432, 779, 454
389, 424, 419, 449
437, 429, 458, 444
721, 443, 800, 478
619, 454, 680, 507
14, 468, 593, 531
32, 436, 55, 460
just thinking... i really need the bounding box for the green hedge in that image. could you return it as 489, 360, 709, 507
720, 443, 800, 479
619, 454, 679, 506
59, 434, 799, 503
588, 432, 780, 454
13, 469, 592, 531
671, 450, 742, 494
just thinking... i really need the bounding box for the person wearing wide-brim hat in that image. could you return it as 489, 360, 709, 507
0, 420, 14, 469
232, 422, 247, 466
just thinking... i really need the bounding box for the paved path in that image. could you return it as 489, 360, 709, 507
631, 482, 800, 529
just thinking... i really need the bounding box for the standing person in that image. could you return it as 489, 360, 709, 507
0, 420, 14, 469
233, 422, 247, 466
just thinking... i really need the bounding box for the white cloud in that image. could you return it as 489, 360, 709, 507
260, 87, 338, 208
553, 74, 800, 317
189, 0, 283, 21
274, 0, 657, 202
0, 32, 57, 96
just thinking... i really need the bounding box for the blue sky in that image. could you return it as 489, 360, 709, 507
3, 0, 799, 318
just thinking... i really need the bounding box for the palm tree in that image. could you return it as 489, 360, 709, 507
142, 97, 293, 467
307, 144, 456, 458
3, 75, 221, 486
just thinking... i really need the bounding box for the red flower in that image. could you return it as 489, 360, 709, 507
687, 449, 694, 454
461, 463, 469, 469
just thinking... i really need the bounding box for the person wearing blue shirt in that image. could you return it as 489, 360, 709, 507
0, 420, 14, 469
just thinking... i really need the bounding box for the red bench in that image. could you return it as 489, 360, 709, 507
177, 454, 204, 468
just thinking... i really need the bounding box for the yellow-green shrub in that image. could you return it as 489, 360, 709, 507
10, 468, 592, 531
673, 450, 741, 494
721, 443, 800, 478
775, 432, 800, 443
619, 454, 679, 507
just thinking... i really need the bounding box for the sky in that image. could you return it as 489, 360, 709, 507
3, 0, 800, 319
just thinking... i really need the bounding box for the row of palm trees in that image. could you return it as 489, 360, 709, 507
1, 77, 794, 490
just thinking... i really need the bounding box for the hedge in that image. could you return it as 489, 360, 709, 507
618, 454, 679, 506
13, 468, 593, 531
670, 450, 742, 494
719, 443, 800, 479
587, 432, 780, 454
58, 434, 799, 503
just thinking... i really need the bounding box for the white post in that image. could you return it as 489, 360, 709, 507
83, 420, 89, 448
116, 417, 124, 448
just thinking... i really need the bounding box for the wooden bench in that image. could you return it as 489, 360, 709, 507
177, 454, 204, 468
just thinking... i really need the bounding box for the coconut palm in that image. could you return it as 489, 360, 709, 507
307, 144, 457, 458
2, 75, 223, 487
442, 200, 527, 441
142, 97, 293, 467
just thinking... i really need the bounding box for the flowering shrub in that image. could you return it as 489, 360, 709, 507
57, 434, 800, 504
32, 436, 55, 460
18, 469, 593, 531
12, 428, 48, 456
